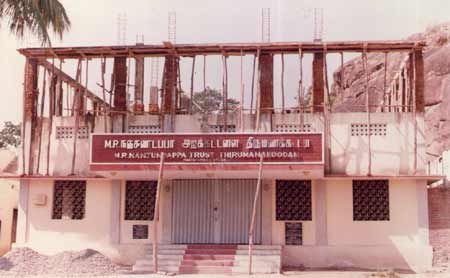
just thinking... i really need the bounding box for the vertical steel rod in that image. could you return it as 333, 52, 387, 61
153, 153, 165, 273
281, 54, 285, 113
363, 45, 372, 176
248, 156, 264, 275
189, 56, 195, 114
240, 50, 245, 132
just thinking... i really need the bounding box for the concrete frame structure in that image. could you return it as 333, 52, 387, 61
9, 40, 443, 273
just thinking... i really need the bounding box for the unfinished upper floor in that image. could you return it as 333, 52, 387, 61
17, 41, 426, 178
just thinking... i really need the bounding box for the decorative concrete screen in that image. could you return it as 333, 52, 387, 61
276, 180, 312, 221
52, 180, 86, 220
353, 180, 390, 221
125, 181, 157, 221
90, 133, 323, 170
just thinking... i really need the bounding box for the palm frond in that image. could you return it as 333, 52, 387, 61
0, 0, 71, 46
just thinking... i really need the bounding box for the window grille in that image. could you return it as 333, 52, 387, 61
52, 180, 86, 220
208, 125, 236, 133
132, 225, 149, 239
55, 126, 89, 139
125, 181, 157, 221
276, 180, 312, 221
353, 180, 390, 221
128, 125, 161, 134
274, 124, 312, 133
285, 222, 302, 245
351, 123, 387, 136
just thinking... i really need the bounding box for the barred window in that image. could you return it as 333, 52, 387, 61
353, 180, 390, 221
52, 180, 86, 220
276, 180, 312, 221
125, 181, 157, 221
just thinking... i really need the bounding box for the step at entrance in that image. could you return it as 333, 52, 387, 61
132, 244, 282, 274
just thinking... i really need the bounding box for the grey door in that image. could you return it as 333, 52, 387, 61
172, 179, 261, 244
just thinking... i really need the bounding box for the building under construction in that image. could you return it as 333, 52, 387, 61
10, 40, 443, 274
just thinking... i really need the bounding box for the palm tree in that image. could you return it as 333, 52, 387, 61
0, 0, 70, 46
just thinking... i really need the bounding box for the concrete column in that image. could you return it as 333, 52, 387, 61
416, 180, 429, 245
113, 57, 128, 112
314, 180, 328, 245
161, 56, 179, 132
16, 180, 30, 245
134, 56, 145, 114
312, 53, 325, 113
258, 53, 273, 131
411, 49, 424, 112
55, 78, 63, 116
112, 57, 128, 133
261, 180, 273, 245
23, 58, 38, 174
110, 180, 121, 244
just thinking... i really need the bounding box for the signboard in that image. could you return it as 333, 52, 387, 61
90, 133, 323, 165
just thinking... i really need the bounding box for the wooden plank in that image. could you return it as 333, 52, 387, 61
38, 59, 109, 107
19, 41, 425, 59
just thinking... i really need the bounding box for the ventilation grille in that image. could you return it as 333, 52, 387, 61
353, 180, 390, 221
132, 225, 149, 239
52, 180, 86, 220
209, 125, 236, 133
128, 125, 161, 134
276, 180, 312, 221
274, 124, 312, 133
351, 123, 387, 136
125, 181, 157, 221
55, 126, 89, 139
285, 222, 302, 245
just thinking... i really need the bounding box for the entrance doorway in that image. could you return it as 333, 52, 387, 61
171, 179, 262, 244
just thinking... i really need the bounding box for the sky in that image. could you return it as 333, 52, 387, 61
0, 0, 449, 123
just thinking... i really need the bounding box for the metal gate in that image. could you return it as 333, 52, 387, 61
172, 179, 261, 244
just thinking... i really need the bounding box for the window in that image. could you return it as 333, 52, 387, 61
353, 180, 390, 221
52, 180, 86, 220
125, 181, 157, 221
276, 180, 312, 221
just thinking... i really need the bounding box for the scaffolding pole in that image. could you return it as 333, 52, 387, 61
362, 44, 372, 176
298, 46, 304, 131
240, 50, 245, 132
248, 157, 263, 275
152, 153, 165, 273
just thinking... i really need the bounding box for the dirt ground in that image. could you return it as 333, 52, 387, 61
2, 271, 450, 278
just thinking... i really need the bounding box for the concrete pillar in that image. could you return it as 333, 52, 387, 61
149, 86, 159, 113
411, 49, 424, 112
258, 53, 274, 131
110, 180, 121, 244
261, 180, 273, 245
55, 78, 63, 116
112, 57, 127, 133
16, 180, 30, 245
314, 180, 328, 245
312, 53, 325, 113
162, 56, 178, 132
134, 56, 145, 114
24, 58, 38, 122
23, 59, 38, 175
113, 57, 128, 112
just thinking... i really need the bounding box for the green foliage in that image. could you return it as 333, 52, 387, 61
0, 0, 71, 46
0, 121, 21, 149
188, 87, 240, 114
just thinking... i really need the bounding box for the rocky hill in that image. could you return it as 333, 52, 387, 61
331, 22, 450, 159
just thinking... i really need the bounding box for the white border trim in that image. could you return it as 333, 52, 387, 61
89, 132, 325, 166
